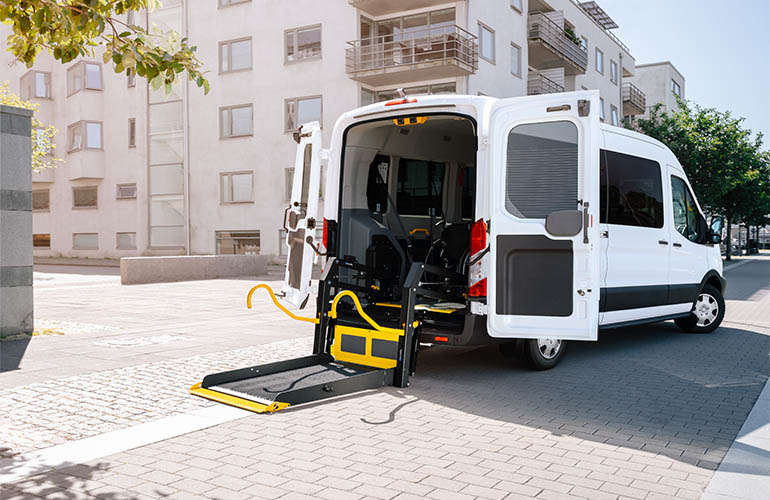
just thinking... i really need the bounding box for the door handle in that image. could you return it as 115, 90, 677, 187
600, 230, 608, 238
658, 240, 668, 245
673, 242, 682, 248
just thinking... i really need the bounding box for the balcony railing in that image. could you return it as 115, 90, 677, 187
527, 73, 565, 95
345, 24, 478, 85
622, 81, 646, 115
528, 13, 588, 74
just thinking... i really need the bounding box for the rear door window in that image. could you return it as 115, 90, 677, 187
396, 159, 445, 216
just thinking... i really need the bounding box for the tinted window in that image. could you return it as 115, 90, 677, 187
600, 150, 664, 228
367, 154, 389, 213
671, 176, 700, 242
506, 121, 578, 219
396, 159, 445, 216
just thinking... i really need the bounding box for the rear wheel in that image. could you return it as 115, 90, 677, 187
524, 338, 566, 370
674, 284, 725, 333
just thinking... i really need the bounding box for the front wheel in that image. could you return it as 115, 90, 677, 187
524, 338, 566, 370
674, 284, 725, 333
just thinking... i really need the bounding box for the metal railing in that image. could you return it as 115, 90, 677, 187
528, 13, 588, 71
622, 81, 646, 112
571, 0, 631, 54
345, 24, 478, 76
527, 73, 565, 95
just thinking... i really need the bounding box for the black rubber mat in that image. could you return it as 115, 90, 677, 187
211, 362, 372, 403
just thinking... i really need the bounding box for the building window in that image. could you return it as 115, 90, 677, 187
285, 96, 322, 132
33, 234, 51, 249
116, 232, 137, 250
127, 71, 136, 87
610, 60, 618, 85
73, 186, 98, 209
595, 48, 604, 74
73, 233, 98, 250
128, 118, 136, 148
285, 168, 294, 200
221, 171, 254, 203
32, 189, 50, 211
216, 230, 260, 255
600, 149, 664, 228
116, 183, 137, 199
67, 61, 102, 96
219, 38, 253, 73
20, 71, 51, 99
610, 105, 619, 126
220, 104, 253, 138
361, 83, 456, 104
510, 43, 521, 78
510, 0, 523, 13
580, 36, 587, 51
219, 0, 250, 7
672, 79, 681, 97
285, 25, 322, 63
67, 121, 102, 152
599, 97, 605, 122
478, 22, 495, 63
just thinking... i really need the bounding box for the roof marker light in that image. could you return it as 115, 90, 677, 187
385, 98, 418, 106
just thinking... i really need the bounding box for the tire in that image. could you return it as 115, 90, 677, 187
674, 284, 725, 333
523, 338, 567, 370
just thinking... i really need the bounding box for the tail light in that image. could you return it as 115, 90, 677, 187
322, 218, 328, 252
469, 218, 488, 298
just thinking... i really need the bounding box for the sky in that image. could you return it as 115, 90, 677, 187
599, 0, 770, 146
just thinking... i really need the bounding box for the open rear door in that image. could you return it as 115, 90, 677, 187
487, 91, 600, 341
282, 122, 322, 308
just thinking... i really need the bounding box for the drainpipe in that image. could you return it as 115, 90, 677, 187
618, 52, 623, 124
465, 0, 470, 94
183, 0, 191, 256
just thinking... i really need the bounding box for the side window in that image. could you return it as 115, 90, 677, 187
601, 150, 664, 228
506, 121, 578, 219
396, 159, 445, 216
367, 154, 389, 213
671, 176, 700, 242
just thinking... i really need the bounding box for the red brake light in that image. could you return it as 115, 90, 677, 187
385, 98, 417, 106
469, 278, 487, 297
470, 218, 487, 256
322, 218, 328, 250
434, 336, 449, 343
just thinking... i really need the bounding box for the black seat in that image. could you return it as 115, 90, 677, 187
440, 223, 470, 269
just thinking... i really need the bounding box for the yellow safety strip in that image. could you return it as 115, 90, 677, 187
331, 325, 401, 369
375, 302, 401, 309
190, 382, 290, 413
246, 284, 319, 324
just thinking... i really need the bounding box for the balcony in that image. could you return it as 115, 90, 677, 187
527, 73, 565, 95
346, 25, 478, 86
528, 13, 588, 75
66, 151, 105, 180
348, 0, 464, 16
622, 82, 646, 116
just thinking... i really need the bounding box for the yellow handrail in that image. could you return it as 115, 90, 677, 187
329, 290, 405, 335
246, 284, 319, 324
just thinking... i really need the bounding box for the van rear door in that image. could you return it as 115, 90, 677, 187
282, 122, 322, 308
487, 92, 600, 341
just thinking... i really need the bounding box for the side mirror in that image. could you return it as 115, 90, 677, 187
545, 210, 583, 237
708, 216, 724, 244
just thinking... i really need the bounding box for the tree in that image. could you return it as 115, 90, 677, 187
0, 0, 209, 95
0, 81, 61, 172
629, 99, 769, 260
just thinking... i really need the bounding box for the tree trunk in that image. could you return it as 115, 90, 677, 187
725, 218, 732, 261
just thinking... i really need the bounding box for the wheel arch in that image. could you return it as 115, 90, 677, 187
699, 269, 727, 295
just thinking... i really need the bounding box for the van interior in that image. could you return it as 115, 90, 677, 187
335, 113, 478, 333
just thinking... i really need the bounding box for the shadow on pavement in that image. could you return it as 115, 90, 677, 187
724, 258, 770, 301
0, 337, 29, 373
399, 321, 769, 472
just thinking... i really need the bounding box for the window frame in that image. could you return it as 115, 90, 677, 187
66, 61, 103, 96
595, 47, 604, 75
672, 79, 681, 97
610, 59, 618, 85
599, 97, 605, 122
218, 0, 251, 8
219, 104, 254, 139
478, 22, 496, 64
116, 183, 138, 200
510, 0, 523, 14
128, 117, 137, 148
510, 42, 522, 78
67, 120, 103, 152
116, 232, 137, 250
215, 230, 261, 255
127, 71, 136, 87
396, 158, 447, 217
670, 175, 702, 243
72, 186, 99, 209
32, 189, 50, 212
20, 70, 52, 100
600, 149, 665, 229
610, 105, 619, 126
284, 24, 323, 64
219, 37, 253, 74
220, 170, 255, 204
284, 95, 323, 133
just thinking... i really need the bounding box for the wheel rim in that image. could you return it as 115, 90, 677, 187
694, 293, 719, 327
536, 338, 562, 360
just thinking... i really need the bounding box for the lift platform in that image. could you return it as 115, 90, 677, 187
190, 259, 449, 413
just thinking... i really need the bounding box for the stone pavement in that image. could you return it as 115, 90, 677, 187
1, 257, 768, 499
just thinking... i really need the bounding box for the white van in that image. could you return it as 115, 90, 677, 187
284, 90, 726, 369
192, 91, 727, 413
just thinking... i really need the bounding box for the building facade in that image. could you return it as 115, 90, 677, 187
627, 61, 686, 117
1, 0, 676, 260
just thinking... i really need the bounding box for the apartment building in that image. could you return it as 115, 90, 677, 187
1, 0, 664, 260
627, 61, 686, 117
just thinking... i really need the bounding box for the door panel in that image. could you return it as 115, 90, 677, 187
487, 91, 600, 341
282, 122, 322, 308
668, 169, 707, 292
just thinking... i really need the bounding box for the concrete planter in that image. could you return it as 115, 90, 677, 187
120, 254, 268, 285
